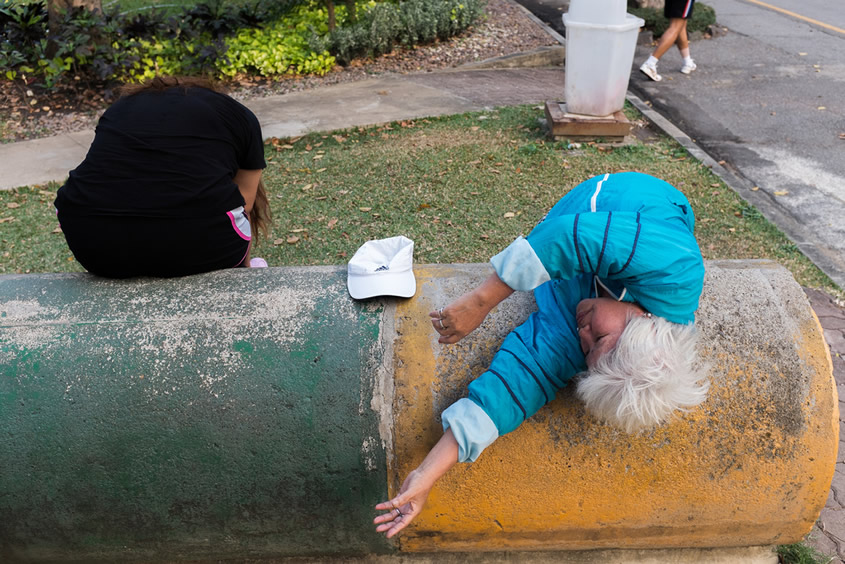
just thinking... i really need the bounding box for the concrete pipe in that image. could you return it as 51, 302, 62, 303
0, 260, 836, 562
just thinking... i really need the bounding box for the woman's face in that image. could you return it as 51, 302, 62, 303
575, 298, 646, 368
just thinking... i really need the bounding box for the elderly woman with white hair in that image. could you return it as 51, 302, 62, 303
374, 171, 710, 538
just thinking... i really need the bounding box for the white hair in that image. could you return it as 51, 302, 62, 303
575, 314, 709, 433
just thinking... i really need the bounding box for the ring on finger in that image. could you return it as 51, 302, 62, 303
438, 318, 445, 330
395, 509, 403, 518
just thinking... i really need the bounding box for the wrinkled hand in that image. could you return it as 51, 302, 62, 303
373, 469, 433, 538
430, 274, 514, 344
429, 291, 491, 345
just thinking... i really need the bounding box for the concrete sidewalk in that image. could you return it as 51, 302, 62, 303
0, 65, 566, 191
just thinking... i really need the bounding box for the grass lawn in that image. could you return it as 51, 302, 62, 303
0, 104, 840, 299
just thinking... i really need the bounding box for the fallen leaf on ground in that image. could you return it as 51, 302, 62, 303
316, 168, 327, 173
273, 238, 285, 245
359, 207, 372, 212
751, 186, 760, 191
327, 218, 338, 229
287, 236, 300, 244
302, 183, 313, 191
290, 228, 306, 233
774, 190, 789, 196
0, 217, 13, 223
52, 226, 62, 233
503, 212, 515, 218
6, 202, 20, 209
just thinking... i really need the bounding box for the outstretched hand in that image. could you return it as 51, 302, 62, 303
373, 469, 433, 538
374, 429, 460, 538
430, 273, 515, 344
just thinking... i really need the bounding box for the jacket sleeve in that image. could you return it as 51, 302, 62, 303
443, 297, 584, 462
492, 212, 703, 324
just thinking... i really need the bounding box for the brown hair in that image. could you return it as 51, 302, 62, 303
117, 76, 226, 99
249, 178, 272, 244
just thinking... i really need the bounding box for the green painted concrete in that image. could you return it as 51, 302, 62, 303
0, 268, 392, 562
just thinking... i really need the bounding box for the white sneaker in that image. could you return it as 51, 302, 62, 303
640, 63, 662, 82
681, 60, 697, 74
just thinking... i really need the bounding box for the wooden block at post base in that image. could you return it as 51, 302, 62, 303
545, 101, 633, 141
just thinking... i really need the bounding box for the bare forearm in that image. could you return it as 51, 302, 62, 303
414, 428, 459, 486
472, 272, 515, 312
432, 273, 514, 343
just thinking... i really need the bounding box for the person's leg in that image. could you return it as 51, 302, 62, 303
640, 18, 685, 81
678, 20, 697, 73
653, 18, 685, 60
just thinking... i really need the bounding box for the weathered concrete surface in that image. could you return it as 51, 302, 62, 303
393, 261, 837, 551
0, 268, 393, 562
0, 260, 836, 562
186, 545, 778, 563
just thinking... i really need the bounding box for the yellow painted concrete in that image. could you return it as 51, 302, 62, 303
390, 264, 837, 551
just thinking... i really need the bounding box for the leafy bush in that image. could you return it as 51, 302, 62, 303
629, 2, 716, 38
221, 3, 335, 77
323, 0, 484, 65
0, 0, 484, 88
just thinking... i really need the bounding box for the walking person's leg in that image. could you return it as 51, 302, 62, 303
640, 18, 686, 82
677, 19, 697, 74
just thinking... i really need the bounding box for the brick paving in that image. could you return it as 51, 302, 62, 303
804, 288, 845, 563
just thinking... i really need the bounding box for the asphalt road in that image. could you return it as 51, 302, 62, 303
518, 0, 845, 289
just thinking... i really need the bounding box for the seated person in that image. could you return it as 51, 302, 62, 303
55, 76, 271, 278
374, 172, 710, 537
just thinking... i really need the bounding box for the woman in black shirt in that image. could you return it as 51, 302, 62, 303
55, 76, 271, 278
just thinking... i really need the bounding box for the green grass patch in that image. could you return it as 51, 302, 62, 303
777, 542, 834, 564
0, 104, 840, 300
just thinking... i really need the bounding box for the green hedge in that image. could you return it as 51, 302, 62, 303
0, 0, 485, 88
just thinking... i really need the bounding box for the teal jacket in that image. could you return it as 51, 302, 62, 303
442, 172, 705, 462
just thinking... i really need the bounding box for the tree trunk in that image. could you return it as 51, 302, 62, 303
325, 0, 336, 31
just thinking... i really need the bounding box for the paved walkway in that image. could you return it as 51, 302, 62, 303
0, 10, 843, 561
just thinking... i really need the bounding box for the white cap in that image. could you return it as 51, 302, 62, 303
347, 236, 416, 300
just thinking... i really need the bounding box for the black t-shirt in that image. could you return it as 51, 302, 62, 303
56, 87, 266, 218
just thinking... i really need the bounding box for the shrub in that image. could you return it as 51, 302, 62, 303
324, 0, 484, 65
220, 3, 335, 77
0, 0, 484, 88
